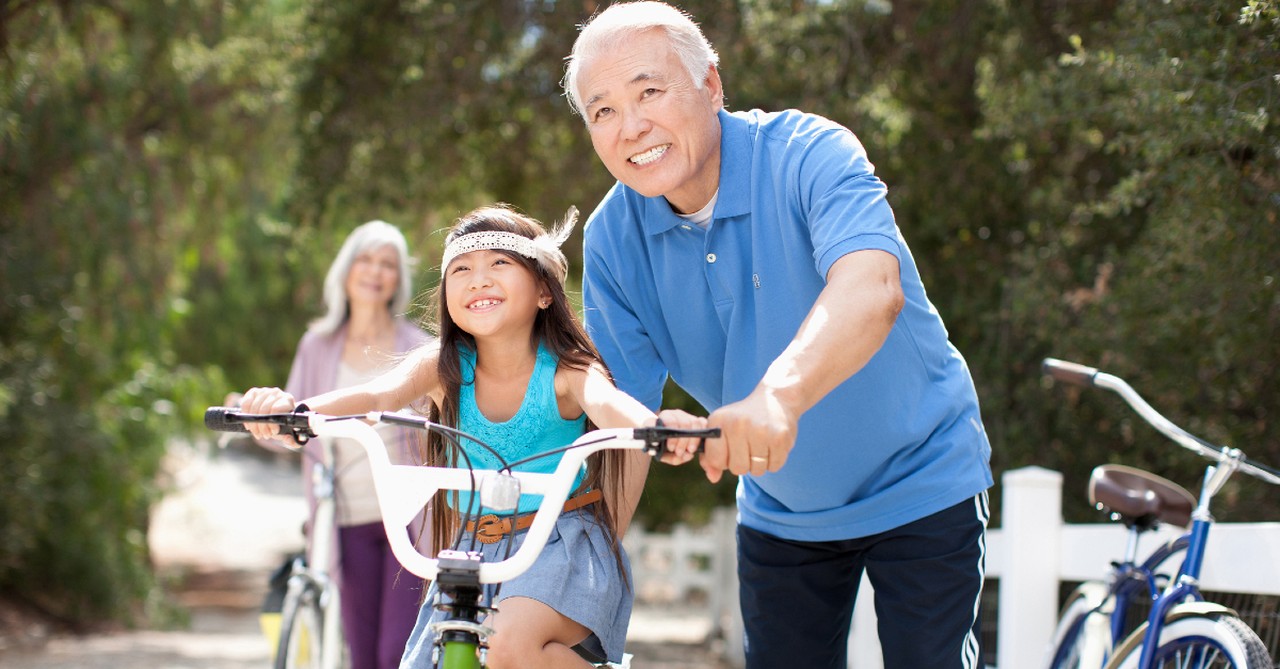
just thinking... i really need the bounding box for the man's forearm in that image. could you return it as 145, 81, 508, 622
760, 249, 904, 415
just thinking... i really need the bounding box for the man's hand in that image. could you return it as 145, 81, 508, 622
701, 388, 800, 483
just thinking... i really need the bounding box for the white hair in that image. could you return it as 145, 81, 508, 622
562, 1, 721, 121
311, 220, 415, 336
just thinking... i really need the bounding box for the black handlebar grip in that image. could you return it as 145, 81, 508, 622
1042, 358, 1099, 387
204, 407, 249, 432
638, 426, 721, 459
691, 428, 721, 455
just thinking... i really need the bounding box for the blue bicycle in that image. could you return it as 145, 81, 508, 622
1042, 358, 1280, 669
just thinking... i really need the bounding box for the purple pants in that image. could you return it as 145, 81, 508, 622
338, 522, 424, 669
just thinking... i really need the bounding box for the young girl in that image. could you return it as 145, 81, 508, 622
238, 204, 705, 669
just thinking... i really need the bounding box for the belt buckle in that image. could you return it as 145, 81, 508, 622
474, 514, 506, 544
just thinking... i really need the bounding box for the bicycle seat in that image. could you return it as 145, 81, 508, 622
1088, 464, 1195, 531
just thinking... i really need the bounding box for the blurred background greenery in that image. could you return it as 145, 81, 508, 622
1, 0, 1276, 629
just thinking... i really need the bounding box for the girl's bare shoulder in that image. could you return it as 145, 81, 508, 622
554, 358, 610, 393
393, 340, 444, 404
554, 363, 586, 396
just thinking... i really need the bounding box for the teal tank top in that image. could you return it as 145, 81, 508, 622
452, 341, 588, 514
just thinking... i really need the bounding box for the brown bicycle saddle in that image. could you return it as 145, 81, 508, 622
1088, 464, 1196, 531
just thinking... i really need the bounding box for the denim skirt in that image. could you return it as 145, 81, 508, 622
399, 507, 633, 666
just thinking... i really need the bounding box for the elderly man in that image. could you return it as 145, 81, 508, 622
562, 3, 993, 668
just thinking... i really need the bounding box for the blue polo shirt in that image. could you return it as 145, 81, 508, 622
582, 108, 992, 541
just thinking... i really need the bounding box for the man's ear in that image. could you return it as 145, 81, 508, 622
705, 65, 724, 111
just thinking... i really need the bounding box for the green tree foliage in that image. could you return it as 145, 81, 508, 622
0, 1, 306, 624
981, 0, 1279, 519
286, 0, 614, 244
3, 0, 1276, 628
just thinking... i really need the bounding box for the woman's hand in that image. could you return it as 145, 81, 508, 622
653, 409, 707, 465
238, 386, 299, 444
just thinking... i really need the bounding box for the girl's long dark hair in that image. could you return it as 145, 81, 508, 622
423, 204, 631, 583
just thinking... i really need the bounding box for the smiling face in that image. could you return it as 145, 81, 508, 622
344, 243, 400, 309
443, 249, 549, 340
577, 28, 724, 214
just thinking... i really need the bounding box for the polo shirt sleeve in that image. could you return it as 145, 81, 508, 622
796, 127, 902, 279
582, 228, 669, 412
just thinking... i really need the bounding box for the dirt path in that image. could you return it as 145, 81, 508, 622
0, 439, 731, 668
3, 604, 726, 669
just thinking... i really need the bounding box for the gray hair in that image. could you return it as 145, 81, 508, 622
311, 220, 415, 336
562, 1, 721, 121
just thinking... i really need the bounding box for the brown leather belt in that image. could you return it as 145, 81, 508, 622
464, 489, 603, 544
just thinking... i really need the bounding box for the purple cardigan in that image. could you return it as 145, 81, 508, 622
284, 317, 433, 568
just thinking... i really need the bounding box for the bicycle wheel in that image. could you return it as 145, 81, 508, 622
1047, 582, 1114, 669
276, 582, 326, 669
1106, 612, 1272, 669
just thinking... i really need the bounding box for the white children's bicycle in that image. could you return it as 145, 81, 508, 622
206, 406, 717, 669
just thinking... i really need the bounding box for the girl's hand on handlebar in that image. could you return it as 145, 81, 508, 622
239, 387, 299, 443
654, 409, 707, 465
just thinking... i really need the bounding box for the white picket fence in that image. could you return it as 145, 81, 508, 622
625, 466, 1280, 668
622, 507, 745, 662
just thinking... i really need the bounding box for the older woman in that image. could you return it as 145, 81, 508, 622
259, 220, 432, 669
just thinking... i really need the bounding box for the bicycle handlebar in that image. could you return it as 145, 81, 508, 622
1041, 358, 1101, 387
204, 407, 720, 583
1042, 358, 1280, 486
205, 406, 316, 443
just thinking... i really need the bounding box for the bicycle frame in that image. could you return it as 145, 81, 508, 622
1092, 534, 1191, 662
292, 437, 343, 669
1130, 458, 1241, 668
265, 435, 345, 669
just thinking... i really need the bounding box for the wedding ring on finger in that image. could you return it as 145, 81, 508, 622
750, 456, 768, 464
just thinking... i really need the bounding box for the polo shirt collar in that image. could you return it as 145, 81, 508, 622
712, 109, 752, 220
639, 109, 752, 235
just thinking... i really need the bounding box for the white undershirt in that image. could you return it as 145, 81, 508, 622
675, 189, 719, 228
329, 361, 389, 526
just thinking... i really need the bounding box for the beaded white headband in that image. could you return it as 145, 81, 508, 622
441, 206, 578, 283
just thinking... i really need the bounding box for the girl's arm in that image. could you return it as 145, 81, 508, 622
309, 343, 440, 414
240, 344, 441, 442
560, 362, 705, 457
563, 362, 655, 429
560, 363, 706, 535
